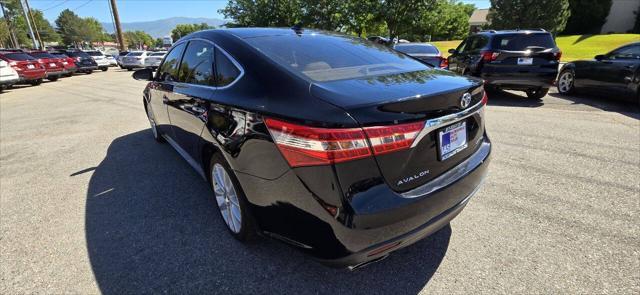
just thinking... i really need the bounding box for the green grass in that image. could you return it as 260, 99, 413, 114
431, 34, 640, 62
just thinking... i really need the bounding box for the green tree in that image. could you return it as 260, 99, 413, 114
55, 9, 85, 45
0, 21, 9, 47
563, 0, 611, 35
123, 30, 154, 49
170, 23, 214, 41
488, 0, 571, 34
378, 0, 436, 40
414, 0, 475, 41
29, 9, 61, 43
342, 0, 385, 37
219, 0, 303, 27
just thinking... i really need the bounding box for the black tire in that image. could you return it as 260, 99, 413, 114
30, 79, 42, 86
48, 76, 58, 82
101, 67, 108, 72
86, 70, 93, 74
209, 152, 257, 242
557, 69, 575, 95
65, 73, 73, 77
127, 68, 132, 71
145, 104, 165, 143
526, 87, 549, 100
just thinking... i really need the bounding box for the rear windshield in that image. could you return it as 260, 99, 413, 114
30, 52, 56, 59
491, 33, 556, 51
52, 54, 68, 58
128, 52, 144, 56
394, 44, 439, 54
1, 53, 35, 61
85, 51, 103, 56
245, 33, 427, 82
149, 52, 166, 56
66, 51, 90, 58
119, 52, 129, 56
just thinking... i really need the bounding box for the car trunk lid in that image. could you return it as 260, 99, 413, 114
310, 69, 486, 192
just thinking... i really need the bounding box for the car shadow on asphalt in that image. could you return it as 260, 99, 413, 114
546, 92, 640, 120
85, 130, 451, 294
486, 90, 545, 108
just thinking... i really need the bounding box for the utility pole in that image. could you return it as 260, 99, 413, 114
18, 0, 38, 49
0, 1, 19, 48
109, 0, 126, 51
23, 0, 43, 49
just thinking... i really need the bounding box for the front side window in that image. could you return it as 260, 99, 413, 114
609, 45, 640, 60
157, 43, 186, 82
179, 40, 215, 86
245, 33, 427, 82
214, 48, 241, 87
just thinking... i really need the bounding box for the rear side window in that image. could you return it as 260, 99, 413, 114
86, 51, 102, 56
157, 43, 186, 82
394, 45, 439, 54
179, 40, 215, 86
128, 52, 144, 56
2, 53, 35, 61
492, 33, 556, 51
150, 52, 166, 56
214, 48, 241, 87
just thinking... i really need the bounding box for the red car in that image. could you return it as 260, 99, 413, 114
0, 51, 46, 86
49, 53, 77, 77
28, 51, 65, 81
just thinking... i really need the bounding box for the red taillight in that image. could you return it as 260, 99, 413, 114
264, 118, 372, 167
481, 88, 489, 105
481, 51, 499, 62
553, 51, 562, 61
439, 57, 448, 69
363, 122, 423, 155
264, 118, 424, 167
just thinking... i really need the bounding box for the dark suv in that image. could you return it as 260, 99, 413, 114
447, 29, 561, 99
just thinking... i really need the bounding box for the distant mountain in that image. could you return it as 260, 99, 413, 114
102, 17, 227, 38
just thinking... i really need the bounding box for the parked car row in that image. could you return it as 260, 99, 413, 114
392, 29, 639, 104
0, 48, 119, 91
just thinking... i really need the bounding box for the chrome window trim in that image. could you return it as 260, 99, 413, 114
401, 139, 490, 199
410, 101, 484, 148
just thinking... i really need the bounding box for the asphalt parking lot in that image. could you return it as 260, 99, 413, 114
1, 70, 638, 294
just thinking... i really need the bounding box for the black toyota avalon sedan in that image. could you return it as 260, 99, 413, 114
133, 28, 491, 269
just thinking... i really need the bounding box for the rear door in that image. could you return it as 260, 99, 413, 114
166, 40, 215, 162
150, 42, 186, 137
486, 33, 560, 74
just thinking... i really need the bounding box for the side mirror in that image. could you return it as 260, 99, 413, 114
132, 68, 153, 81
594, 54, 606, 61
448, 48, 457, 54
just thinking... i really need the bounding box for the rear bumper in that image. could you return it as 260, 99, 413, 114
0, 76, 20, 86
76, 65, 98, 71
481, 67, 557, 89
239, 135, 491, 268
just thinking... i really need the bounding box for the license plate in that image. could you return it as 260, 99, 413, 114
517, 57, 533, 65
27, 64, 35, 69
62, 62, 68, 65
438, 121, 468, 160
49, 63, 56, 67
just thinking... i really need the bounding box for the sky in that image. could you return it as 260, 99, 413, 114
27, 0, 491, 23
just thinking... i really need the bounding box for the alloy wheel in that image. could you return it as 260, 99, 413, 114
212, 163, 242, 233
558, 71, 574, 93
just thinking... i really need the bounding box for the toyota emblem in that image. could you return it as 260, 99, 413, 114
460, 93, 472, 108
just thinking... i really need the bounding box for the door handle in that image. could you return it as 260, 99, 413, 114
162, 95, 169, 104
